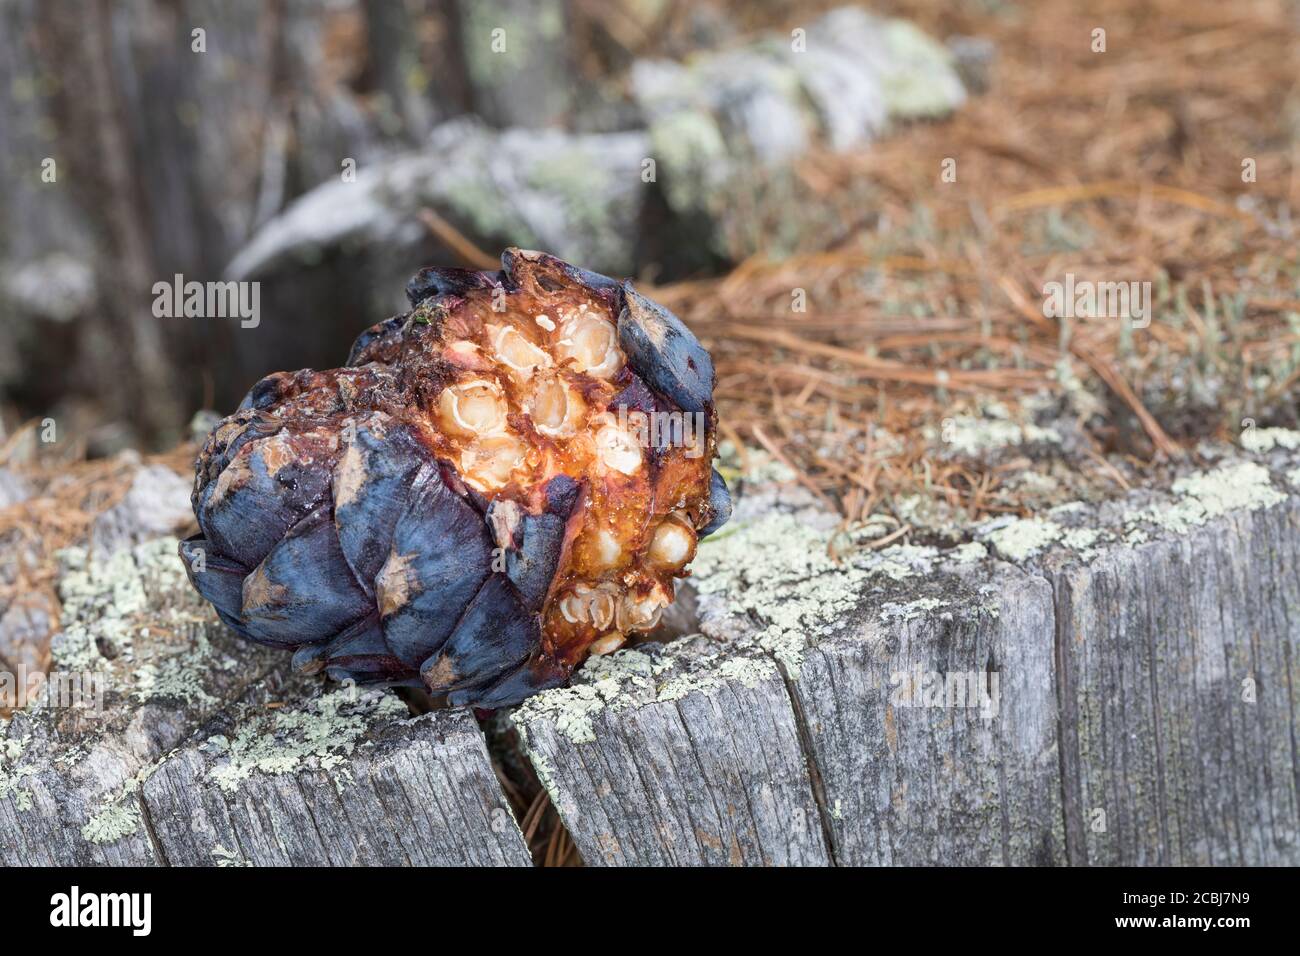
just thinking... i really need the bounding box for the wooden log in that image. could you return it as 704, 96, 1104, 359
511, 636, 832, 865
1039, 474, 1300, 865
513, 491, 1062, 865
780, 563, 1062, 865
509, 452, 1300, 866
0, 539, 280, 865
140, 690, 530, 867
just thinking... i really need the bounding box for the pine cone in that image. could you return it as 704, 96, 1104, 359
179, 249, 730, 708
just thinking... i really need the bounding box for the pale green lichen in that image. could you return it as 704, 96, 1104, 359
81, 754, 171, 845
866, 544, 942, 583
1011, 471, 1061, 496
438, 176, 540, 249
986, 517, 1064, 562
213, 845, 250, 868
54, 745, 88, 768
513, 641, 778, 742
893, 493, 970, 541
655, 655, 777, 703
928, 414, 1061, 458
879, 597, 948, 623
647, 110, 729, 215
1060, 527, 1102, 554
1125, 461, 1285, 535
654, 674, 709, 703
691, 515, 862, 675
55, 546, 150, 670
130, 634, 217, 709
82, 801, 140, 845
512, 647, 666, 744
982, 460, 1289, 563
1241, 427, 1300, 454
52, 537, 237, 715
880, 20, 966, 120
0, 734, 35, 812
1288, 466, 1300, 489
691, 513, 951, 676
948, 541, 988, 564
523, 147, 634, 273
716, 656, 778, 687
206, 689, 407, 795
511, 678, 624, 746
512, 720, 566, 815
56, 537, 199, 662
716, 442, 797, 485
985, 516, 1106, 562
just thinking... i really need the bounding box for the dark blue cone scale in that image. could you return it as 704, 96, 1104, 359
332, 415, 425, 587
420, 575, 539, 694
377, 463, 494, 667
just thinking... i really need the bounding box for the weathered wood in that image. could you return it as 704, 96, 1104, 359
521, 489, 1062, 866
1043, 486, 1300, 865
141, 691, 531, 866
781, 564, 1062, 865
510, 452, 1300, 866
0, 539, 280, 865
512, 636, 831, 865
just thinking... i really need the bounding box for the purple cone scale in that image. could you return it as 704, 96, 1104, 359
180, 249, 730, 708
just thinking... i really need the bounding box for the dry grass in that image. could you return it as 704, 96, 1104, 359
644, 0, 1300, 526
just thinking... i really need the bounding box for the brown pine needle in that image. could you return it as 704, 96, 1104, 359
418, 208, 500, 270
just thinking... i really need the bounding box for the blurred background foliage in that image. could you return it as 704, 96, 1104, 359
4, 0, 1297, 479
0, 0, 973, 455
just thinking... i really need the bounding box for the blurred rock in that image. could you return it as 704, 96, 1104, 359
188, 410, 223, 445
88, 465, 194, 563
947, 35, 997, 94
0, 589, 57, 679
229, 7, 969, 282
0, 469, 32, 510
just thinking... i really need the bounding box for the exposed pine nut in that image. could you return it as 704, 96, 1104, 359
589, 633, 626, 656
648, 513, 697, 570
439, 379, 506, 437
554, 311, 623, 379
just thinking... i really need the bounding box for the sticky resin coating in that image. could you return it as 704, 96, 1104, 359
179, 249, 732, 708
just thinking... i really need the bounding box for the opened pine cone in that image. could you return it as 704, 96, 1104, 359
179, 250, 730, 708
